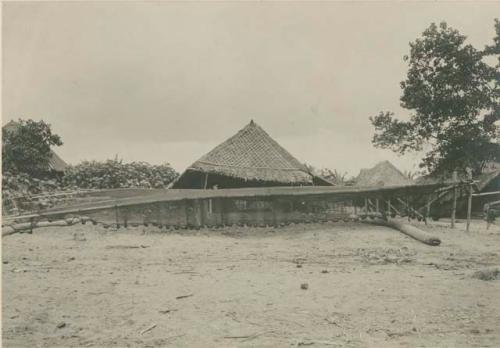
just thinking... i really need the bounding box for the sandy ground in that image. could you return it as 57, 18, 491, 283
2, 219, 500, 348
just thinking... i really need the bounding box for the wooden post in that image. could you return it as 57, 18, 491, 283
466, 168, 473, 232
364, 198, 368, 214
272, 198, 278, 226
425, 195, 431, 225
406, 196, 411, 222
451, 171, 457, 229
194, 199, 202, 227
387, 199, 391, 219
115, 205, 119, 228
123, 208, 128, 228
375, 199, 379, 215
203, 173, 208, 189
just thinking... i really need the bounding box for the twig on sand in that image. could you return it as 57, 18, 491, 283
140, 324, 157, 335
173, 271, 199, 275
159, 309, 178, 314
176, 294, 194, 300
224, 330, 274, 342
166, 334, 186, 341
296, 339, 339, 346
105, 245, 150, 249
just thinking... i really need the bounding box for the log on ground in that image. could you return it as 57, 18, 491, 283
2, 218, 83, 237
363, 219, 441, 246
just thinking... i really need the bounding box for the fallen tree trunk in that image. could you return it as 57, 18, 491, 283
2, 217, 83, 237
364, 218, 441, 246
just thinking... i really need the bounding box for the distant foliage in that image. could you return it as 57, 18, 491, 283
305, 164, 354, 186
2, 119, 63, 177
63, 159, 179, 189
403, 170, 419, 181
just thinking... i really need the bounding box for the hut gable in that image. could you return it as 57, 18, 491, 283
173, 120, 331, 188
355, 160, 411, 187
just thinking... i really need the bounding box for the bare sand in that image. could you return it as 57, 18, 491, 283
2, 220, 500, 347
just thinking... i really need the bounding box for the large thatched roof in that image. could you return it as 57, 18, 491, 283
173, 120, 331, 189
355, 160, 412, 187
2, 120, 68, 172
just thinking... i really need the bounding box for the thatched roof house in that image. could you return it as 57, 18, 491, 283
355, 160, 412, 187
2, 120, 68, 172
172, 120, 332, 189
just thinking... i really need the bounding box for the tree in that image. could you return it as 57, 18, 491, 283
370, 21, 500, 176
2, 119, 63, 177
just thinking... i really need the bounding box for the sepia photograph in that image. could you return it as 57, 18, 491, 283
2, 1, 500, 347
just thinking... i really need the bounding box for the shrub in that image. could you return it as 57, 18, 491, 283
62, 159, 179, 189
2, 172, 63, 214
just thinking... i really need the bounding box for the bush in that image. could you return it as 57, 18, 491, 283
2, 172, 64, 214
2, 159, 179, 215
62, 159, 179, 189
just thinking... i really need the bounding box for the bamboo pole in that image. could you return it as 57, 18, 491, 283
466, 169, 473, 232
451, 171, 457, 229
472, 191, 500, 197
416, 187, 454, 213
397, 198, 424, 218
367, 198, 373, 211
388, 201, 402, 216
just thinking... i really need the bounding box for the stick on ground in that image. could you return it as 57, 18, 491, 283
140, 324, 157, 335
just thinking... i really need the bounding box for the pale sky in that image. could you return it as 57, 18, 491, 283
3, 1, 499, 176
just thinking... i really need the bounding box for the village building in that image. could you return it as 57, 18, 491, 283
354, 160, 412, 187
172, 120, 332, 189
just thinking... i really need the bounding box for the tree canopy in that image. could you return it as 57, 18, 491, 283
2, 119, 63, 177
370, 20, 500, 176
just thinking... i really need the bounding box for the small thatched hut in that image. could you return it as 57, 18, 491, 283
172, 120, 332, 189
355, 160, 411, 187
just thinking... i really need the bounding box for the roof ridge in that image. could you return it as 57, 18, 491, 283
193, 120, 307, 171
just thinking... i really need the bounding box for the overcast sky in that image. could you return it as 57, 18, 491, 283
3, 1, 499, 176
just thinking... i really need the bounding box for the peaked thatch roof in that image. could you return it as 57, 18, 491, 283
172, 120, 331, 188
355, 160, 412, 187
2, 120, 68, 172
